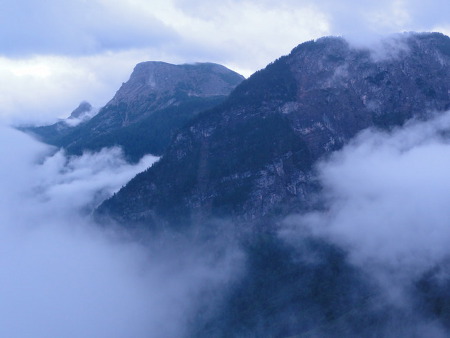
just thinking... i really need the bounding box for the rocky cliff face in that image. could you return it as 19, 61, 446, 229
94, 62, 245, 133
110, 62, 245, 104
25, 62, 244, 161
97, 32, 450, 227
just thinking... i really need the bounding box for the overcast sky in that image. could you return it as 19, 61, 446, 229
1, 0, 449, 123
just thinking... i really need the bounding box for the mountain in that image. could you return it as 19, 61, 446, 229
97, 32, 450, 227
25, 62, 244, 162
92, 32, 450, 337
22, 101, 96, 143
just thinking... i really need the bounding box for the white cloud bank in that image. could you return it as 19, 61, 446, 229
0, 127, 241, 338
282, 111, 450, 302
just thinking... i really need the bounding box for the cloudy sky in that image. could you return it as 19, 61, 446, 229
1, 0, 449, 124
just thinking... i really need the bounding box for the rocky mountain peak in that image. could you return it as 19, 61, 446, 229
69, 101, 93, 119
109, 61, 245, 105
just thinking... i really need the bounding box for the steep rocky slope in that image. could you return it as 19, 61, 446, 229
26, 62, 244, 161
98, 32, 450, 226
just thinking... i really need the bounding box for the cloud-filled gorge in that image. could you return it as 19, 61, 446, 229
0, 126, 241, 338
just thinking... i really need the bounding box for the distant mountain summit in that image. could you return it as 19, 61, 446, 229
101, 61, 245, 131
25, 62, 244, 161
22, 101, 96, 143
111, 62, 245, 104
97, 32, 450, 227
69, 101, 93, 119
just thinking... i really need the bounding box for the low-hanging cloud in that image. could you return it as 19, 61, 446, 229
283, 110, 450, 297
277, 111, 450, 337
0, 126, 242, 338
314, 0, 450, 47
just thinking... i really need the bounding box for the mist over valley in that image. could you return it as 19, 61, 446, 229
2, 3, 450, 336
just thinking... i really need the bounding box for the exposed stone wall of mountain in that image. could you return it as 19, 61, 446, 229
25, 62, 244, 162
96, 62, 245, 132
110, 62, 245, 104
98, 32, 450, 227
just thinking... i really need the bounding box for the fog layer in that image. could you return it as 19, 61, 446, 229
0, 127, 240, 338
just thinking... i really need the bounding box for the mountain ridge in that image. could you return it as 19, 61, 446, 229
23, 62, 244, 162
97, 32, 450, 227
